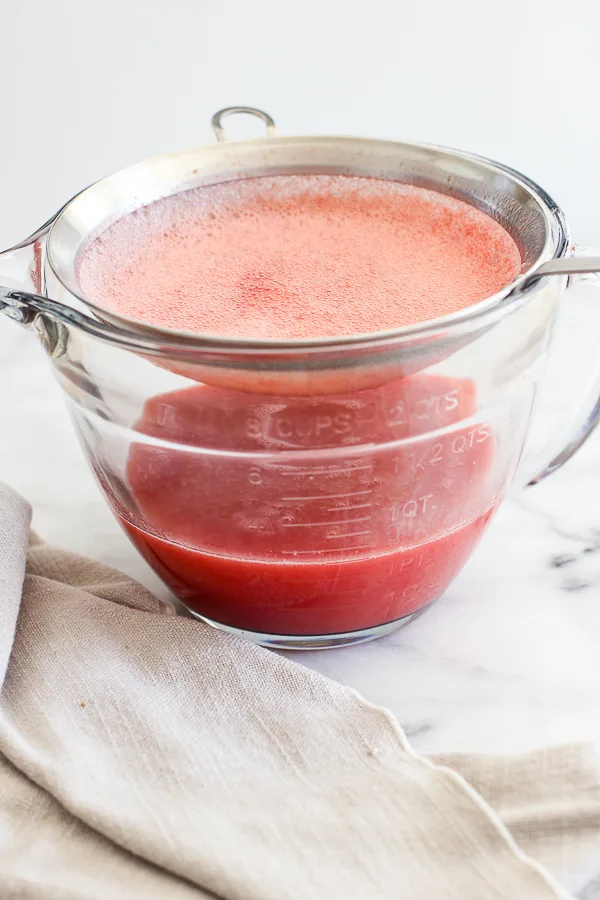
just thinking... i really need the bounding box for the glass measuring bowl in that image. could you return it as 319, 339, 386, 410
2, 107, 600, 648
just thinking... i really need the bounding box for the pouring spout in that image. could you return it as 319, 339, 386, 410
0, 206, 62, 348
0, 216, 54, 322
0, 209, 70, 357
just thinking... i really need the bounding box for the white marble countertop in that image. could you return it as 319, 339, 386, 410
3, 281, 600, 758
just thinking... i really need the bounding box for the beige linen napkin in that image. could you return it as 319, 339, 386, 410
1, 482, 599, 899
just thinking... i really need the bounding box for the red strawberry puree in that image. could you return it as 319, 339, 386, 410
78, 175, 521, 636
78, 175, 520, 338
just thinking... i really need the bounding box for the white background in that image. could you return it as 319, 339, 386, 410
1, 0, 599, 250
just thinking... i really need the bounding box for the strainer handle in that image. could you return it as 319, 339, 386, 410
522, 250, 600, 486
521, 255, 600, 285
211, 107, 277, 143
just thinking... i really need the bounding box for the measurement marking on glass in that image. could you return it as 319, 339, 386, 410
279, 465, 374, 476
282, 517, 372, 528
326, 530, 372, 539
281, 546, 370, 555
327, 503, 373, 512
281, 489, 374, 501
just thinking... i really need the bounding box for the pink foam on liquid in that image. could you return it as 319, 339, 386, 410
77, 175, 521, 338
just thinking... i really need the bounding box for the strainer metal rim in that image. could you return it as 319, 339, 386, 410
45, 133, 569, 354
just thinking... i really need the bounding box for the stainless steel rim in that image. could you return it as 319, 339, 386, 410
39, 109, 569, 353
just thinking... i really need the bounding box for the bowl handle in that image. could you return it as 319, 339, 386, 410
518, 250, 600, 485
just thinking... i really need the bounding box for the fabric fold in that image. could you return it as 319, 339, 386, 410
0, 482, 596, 899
